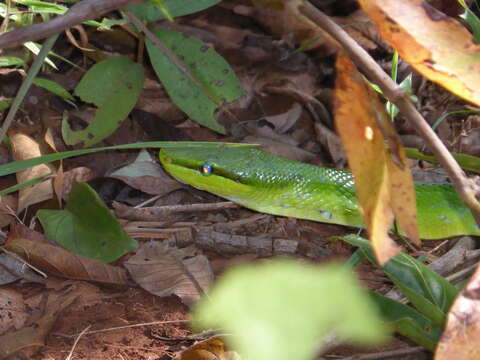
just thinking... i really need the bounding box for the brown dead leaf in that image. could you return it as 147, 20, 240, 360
109, 149, 183, 196
174, 336, 239, 360
0, 195, 16, 228
59, 166, 94, 199
235, 1, 336, 52
435, 263, 480, 359
5, 237, 129, 285
359, 0, 480, 106
0, 252, 45, 285
334, 53, 418, 264
125, 241, 214, 307
0, 287, 79, 359
10, 133, 54, 213
0, 289, 27, 335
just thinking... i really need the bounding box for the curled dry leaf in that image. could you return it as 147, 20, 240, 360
5, 237, 129, 285
125, 241, 214, 307
10, 133, 54, 213
435, 263, 480, 359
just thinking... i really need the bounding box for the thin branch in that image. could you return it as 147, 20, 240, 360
299, 0, 480, 224
0, 0, 147, 49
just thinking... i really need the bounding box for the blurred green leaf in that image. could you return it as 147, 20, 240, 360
194, 260, 388, 360
63, 56, 144, 147
0, 56, 25, 67
38, 183, 137, 263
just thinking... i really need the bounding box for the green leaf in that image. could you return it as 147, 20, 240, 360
194, 260, 388, 360
369, 292, 441, 351
127, 0, 221, 22
146, 29, 244, 134
405, 147, 480, 174
0, 56, 25, 67
342, 235, 458, 324
33, 77, 75, 101
13, 0, 67, 14
37, 183, 137, 263
0, 99, 12, 111
63, 56, 144, 147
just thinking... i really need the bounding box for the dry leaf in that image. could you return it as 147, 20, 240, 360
435, 263, 480, 359
359, 0, 480, 106
174, 336, 240, 360
0, 287, 79, 359
0, 195, 16, 228
10, 133, 54, 213
236, 0, 335, 52
0, 289, 27, 335
334, 53, 418, 264
5, 237, 129, 285
109, 150, 183, 196
125, 241, 214, 306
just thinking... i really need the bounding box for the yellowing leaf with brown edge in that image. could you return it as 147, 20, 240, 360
334, 53, 418, 265
359, 0, 480, 106
435, 263, 480, 359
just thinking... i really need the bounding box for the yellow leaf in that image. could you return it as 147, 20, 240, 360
359, 0, 480, 106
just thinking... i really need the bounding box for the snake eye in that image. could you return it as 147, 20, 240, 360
201, 163, 213, 176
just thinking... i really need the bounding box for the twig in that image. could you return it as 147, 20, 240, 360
54, 319, 190, 338
65, 325, 91, 360
0, 34, 59, 144
113, 201, 238, 221
298, 1, 480, 224
0, 0, 147, 49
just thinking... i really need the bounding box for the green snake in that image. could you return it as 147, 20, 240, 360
159, 147, 480, 240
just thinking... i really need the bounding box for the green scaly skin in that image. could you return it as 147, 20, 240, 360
159, 147, 480, 240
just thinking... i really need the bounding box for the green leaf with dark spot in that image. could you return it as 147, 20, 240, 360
146, 29, 244, 134
63, 56, 144, 147
37, 183, 137, 263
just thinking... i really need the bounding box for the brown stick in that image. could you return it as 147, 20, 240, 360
0, 0, 147, 49
299, 0, 480, 224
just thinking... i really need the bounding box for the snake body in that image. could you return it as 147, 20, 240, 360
159, 147, 480, 239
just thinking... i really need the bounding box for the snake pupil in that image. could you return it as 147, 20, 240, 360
201, 164, 213, 176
